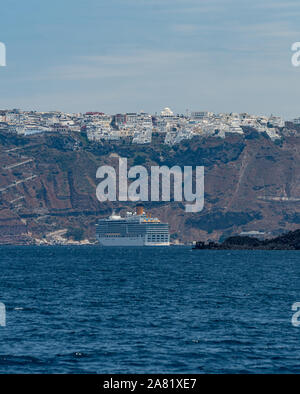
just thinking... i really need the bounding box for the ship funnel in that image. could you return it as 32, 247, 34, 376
136, 205, 144, 216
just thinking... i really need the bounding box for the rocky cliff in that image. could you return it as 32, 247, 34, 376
1, 128, 300, 244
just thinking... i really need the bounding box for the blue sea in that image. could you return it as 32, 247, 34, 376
0, 246, 300, 373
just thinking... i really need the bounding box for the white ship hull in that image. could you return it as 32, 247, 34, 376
97, 236, 169, 247
96, 207, 170, 247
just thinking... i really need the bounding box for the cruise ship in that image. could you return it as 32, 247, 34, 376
96, 206, 170, 246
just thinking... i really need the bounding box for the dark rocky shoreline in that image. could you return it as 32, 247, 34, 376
193, 229, 300, 250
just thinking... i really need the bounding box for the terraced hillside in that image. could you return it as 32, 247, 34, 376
0, 129, 300, 244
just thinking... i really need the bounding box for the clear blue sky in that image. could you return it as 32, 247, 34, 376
0, 0, 300, 118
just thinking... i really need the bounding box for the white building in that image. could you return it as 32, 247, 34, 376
160, 107, 174, 117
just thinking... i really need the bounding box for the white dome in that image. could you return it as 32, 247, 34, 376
161, 107, 174, 116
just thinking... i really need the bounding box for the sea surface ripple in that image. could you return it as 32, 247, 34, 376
0, 246, 300, 373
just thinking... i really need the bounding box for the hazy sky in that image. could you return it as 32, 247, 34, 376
0, 0, 300, 118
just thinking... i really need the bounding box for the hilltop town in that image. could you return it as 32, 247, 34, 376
0, 107, 298, 145
1, 107, 300, 245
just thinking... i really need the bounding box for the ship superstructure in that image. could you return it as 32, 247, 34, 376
96, 206, 170, 246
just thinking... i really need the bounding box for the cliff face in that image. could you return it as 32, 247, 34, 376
1, 129, 300, 244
